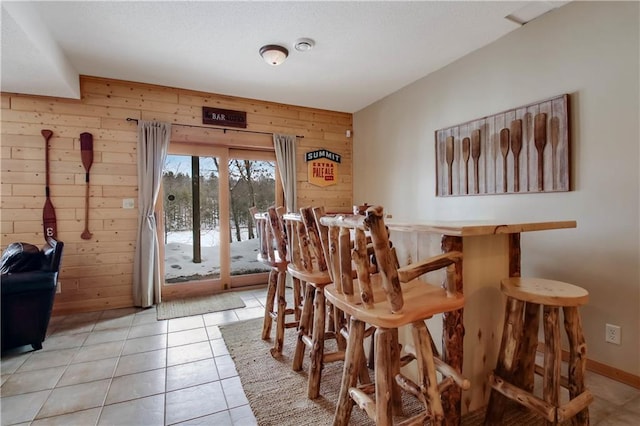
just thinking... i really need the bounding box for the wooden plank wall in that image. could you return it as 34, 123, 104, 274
0, 76, 353, 315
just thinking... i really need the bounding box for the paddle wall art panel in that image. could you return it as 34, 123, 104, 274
435, 94, 569, 197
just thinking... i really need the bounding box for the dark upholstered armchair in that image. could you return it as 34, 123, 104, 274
1, 238, 64, 352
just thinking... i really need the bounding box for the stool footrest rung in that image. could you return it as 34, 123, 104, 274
490, 374, 556, 422
324, 331, 338, 340
356, 382, 376, 394
396, 412, 429, 426
300, 334, 313, 348
399, 353, 416, 368
395, 373, 427, 405
349, 387, 377, 421
434, 356, 471, 390
437, 376, 455, 394
558, 390, 593, 422
284, 321, 298, 329
323, 350, 345, 363
339, 327, 349, 341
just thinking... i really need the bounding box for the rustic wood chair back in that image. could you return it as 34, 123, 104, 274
283, 207, 328, 280
250, 206, 287, 268
319, 207, 401, 311
320, 206, 469, 425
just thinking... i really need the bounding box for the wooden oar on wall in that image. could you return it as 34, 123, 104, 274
80, 132, 94, 240
445, 136, 454, 195
471, 130, 481, 194
510, 119, 523, 192
42, 129, 57, 240
534, 113, 548, 192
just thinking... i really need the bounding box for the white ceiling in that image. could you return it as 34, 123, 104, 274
1, 1, 568, 113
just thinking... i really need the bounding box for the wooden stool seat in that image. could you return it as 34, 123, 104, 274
326, 274, 464, 329
485, 277, 592, 426
501, 277, 589, 307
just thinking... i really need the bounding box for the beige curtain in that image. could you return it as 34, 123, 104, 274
273, 133, 297, 212
133, 120, 171, 307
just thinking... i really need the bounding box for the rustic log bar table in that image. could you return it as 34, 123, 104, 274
385, 220, 577, 425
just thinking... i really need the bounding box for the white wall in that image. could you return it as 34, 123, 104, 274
353, 1, 639, 376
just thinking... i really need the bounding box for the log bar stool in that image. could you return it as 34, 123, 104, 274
485, 277, 592, 426
283, 207, 355, 399
250, 206, 302, 357
322, 206, 470, 426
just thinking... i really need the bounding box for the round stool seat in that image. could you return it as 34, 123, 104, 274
501, 277, 589, 307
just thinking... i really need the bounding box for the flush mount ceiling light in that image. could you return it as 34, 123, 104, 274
259, 44, 288, 66
294, 38, 315, 52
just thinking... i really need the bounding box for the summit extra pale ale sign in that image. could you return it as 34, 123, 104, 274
306, 149, 341, 187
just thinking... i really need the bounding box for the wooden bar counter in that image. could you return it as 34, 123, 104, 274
386, 220, 577, 423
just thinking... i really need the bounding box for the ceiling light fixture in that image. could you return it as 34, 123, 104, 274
259, 44, 288, 66
294, 38, 315, 52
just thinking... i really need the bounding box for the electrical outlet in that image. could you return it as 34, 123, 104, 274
605, 323, 621, 344
122, 198, 135, 209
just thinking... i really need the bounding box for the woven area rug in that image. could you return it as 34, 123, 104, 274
157, 292, 245, 320
220, 318, 550, 425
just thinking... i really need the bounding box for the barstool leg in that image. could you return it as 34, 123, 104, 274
375, 327, 394, 426
262, 269, 277, 340
485, 297, 525, 425
271, 270, 287, 356
390, 328, 403, 416
333, 304, 347, 350
308, 286, 327, 399
412, 321, 444, 425
543, 306, 561, 425
293, 277, 303, 321
563, 306, 589, 425
333, 317, 364, 426
292, 282, 315, 371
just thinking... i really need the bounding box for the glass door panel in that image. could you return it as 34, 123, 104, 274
228, 151, 278, 288
162, 154, 221, 285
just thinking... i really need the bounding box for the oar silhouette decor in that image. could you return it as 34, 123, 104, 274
42, 129, 57, 240
80, 132, 94, 240
534, 113, 548, 191
471, 130, 481, 194
510, 119, 523, 192
435, 94, 568, 196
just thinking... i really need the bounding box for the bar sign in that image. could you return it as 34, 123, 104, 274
202, 107, 247, 128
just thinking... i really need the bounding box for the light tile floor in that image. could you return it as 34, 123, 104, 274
1, 288, 639, 425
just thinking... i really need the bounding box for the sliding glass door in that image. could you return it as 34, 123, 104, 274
159, 143, 279, 299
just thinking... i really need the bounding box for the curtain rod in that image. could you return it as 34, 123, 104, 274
126, 118, 304, 139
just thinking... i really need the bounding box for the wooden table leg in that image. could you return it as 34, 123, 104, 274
509, 233, 521, 278
441, 235, 464, 426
